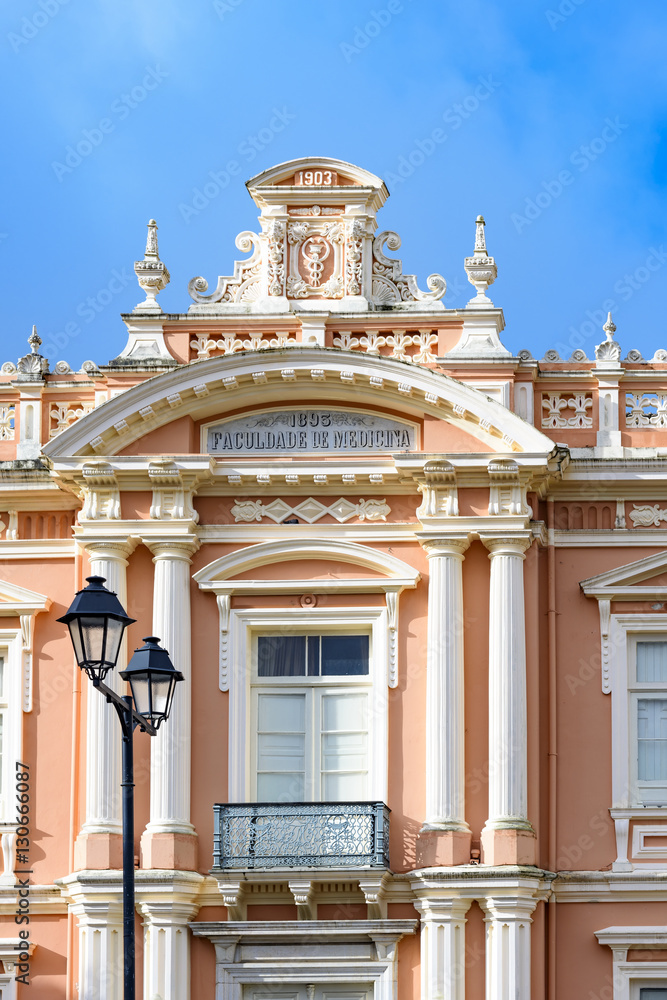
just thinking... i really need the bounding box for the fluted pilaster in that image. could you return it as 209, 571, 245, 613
72, 899, 123, 1000
76, 538, 136, 869
140, 899, 199, 1000
141, 535, 199, 870
414, 897, 472, 1000
480, 534, 535, 865
418, 534, 471, 866
481, 895, 537, 1000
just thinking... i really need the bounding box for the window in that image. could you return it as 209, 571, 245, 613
222, 607, 390, 805
252, 632, 371, 802
640, 990, 667, 1000
631, 638, 667, 805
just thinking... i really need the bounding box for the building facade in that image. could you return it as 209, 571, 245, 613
0, 157, 666, 999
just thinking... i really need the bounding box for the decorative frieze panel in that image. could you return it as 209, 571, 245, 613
189, 330, 298, 360
629, 504, 667, 527
626, 393, 667, 428
230, 497, 391, 524
332, 330, 438, 364
49, 402, 95, 438
0, 405, 15, 440
541, 393, 593, 429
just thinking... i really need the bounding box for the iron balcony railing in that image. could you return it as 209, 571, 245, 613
213, 801, 390, 870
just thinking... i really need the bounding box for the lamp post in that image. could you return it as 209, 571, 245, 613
58, 576, 183, 1000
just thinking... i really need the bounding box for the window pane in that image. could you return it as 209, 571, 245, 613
321, 635, 369, 676
257, 636, 305, 676
257, 694, 305, 802
638, 698, 667, 779
323, 692, 366, 731
637, 642, 667, 682
257, 772, 305, 801
639, 991, 667, 1000
321, 693, 367, 801
324, 772, 366, 800
257, 693, 305, 731
0, 714, 3, 797
323, 732, 368, 771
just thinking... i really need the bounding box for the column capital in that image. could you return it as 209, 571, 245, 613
480, 532, 532, 557
412, 895, 473, 922
417, 533, 471, 558
78, 533, 138, 564
143, 532, 200, 561
480, 893, 539, 922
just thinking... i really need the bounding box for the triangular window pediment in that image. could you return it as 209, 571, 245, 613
582, 551, 667, 600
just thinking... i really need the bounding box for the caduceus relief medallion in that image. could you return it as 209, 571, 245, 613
301, 236, 330, 287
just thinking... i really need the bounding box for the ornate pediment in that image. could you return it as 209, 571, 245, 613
188, 157, 446, 314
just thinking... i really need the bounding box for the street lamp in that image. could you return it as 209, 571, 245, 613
58, 576, 183, 1000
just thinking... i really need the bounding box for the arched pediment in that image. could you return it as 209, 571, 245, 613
247, 157, 386, 194
194, 538, 421, 591
42, 349, 556, 460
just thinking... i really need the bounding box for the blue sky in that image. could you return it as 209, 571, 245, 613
1, 0, 666, 368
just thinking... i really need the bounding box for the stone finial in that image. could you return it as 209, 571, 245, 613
595, 311, 621, 363
133, 219, 170, 313
464, 215, 497, 308
16, 325, 49, 380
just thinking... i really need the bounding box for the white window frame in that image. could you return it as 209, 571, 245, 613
596, 926, 667, 1000
0, 633, 22, 824
228, 608, 389, 804
251, 629, 373, 802
608, 615, 667, 870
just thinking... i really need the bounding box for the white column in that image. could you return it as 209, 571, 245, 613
140, 900, 199, 1000
414, 897, 472, 1000
421, 537, 471, 835
481, 535, 533, 848
81, 539, 135, 838
143, 536, 198, 842
481, 895, 537, 1000
72, 899, 123, 1000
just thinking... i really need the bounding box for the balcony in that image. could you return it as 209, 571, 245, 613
213, 801, 390, 871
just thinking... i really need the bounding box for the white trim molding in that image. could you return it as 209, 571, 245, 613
189, 919, 417, 1000
581, 553, 667, 871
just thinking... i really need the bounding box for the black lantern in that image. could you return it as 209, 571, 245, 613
120, 636, 183, 730
57, 576, 136, 682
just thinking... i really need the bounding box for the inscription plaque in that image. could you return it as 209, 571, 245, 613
207, 409, 416, 454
